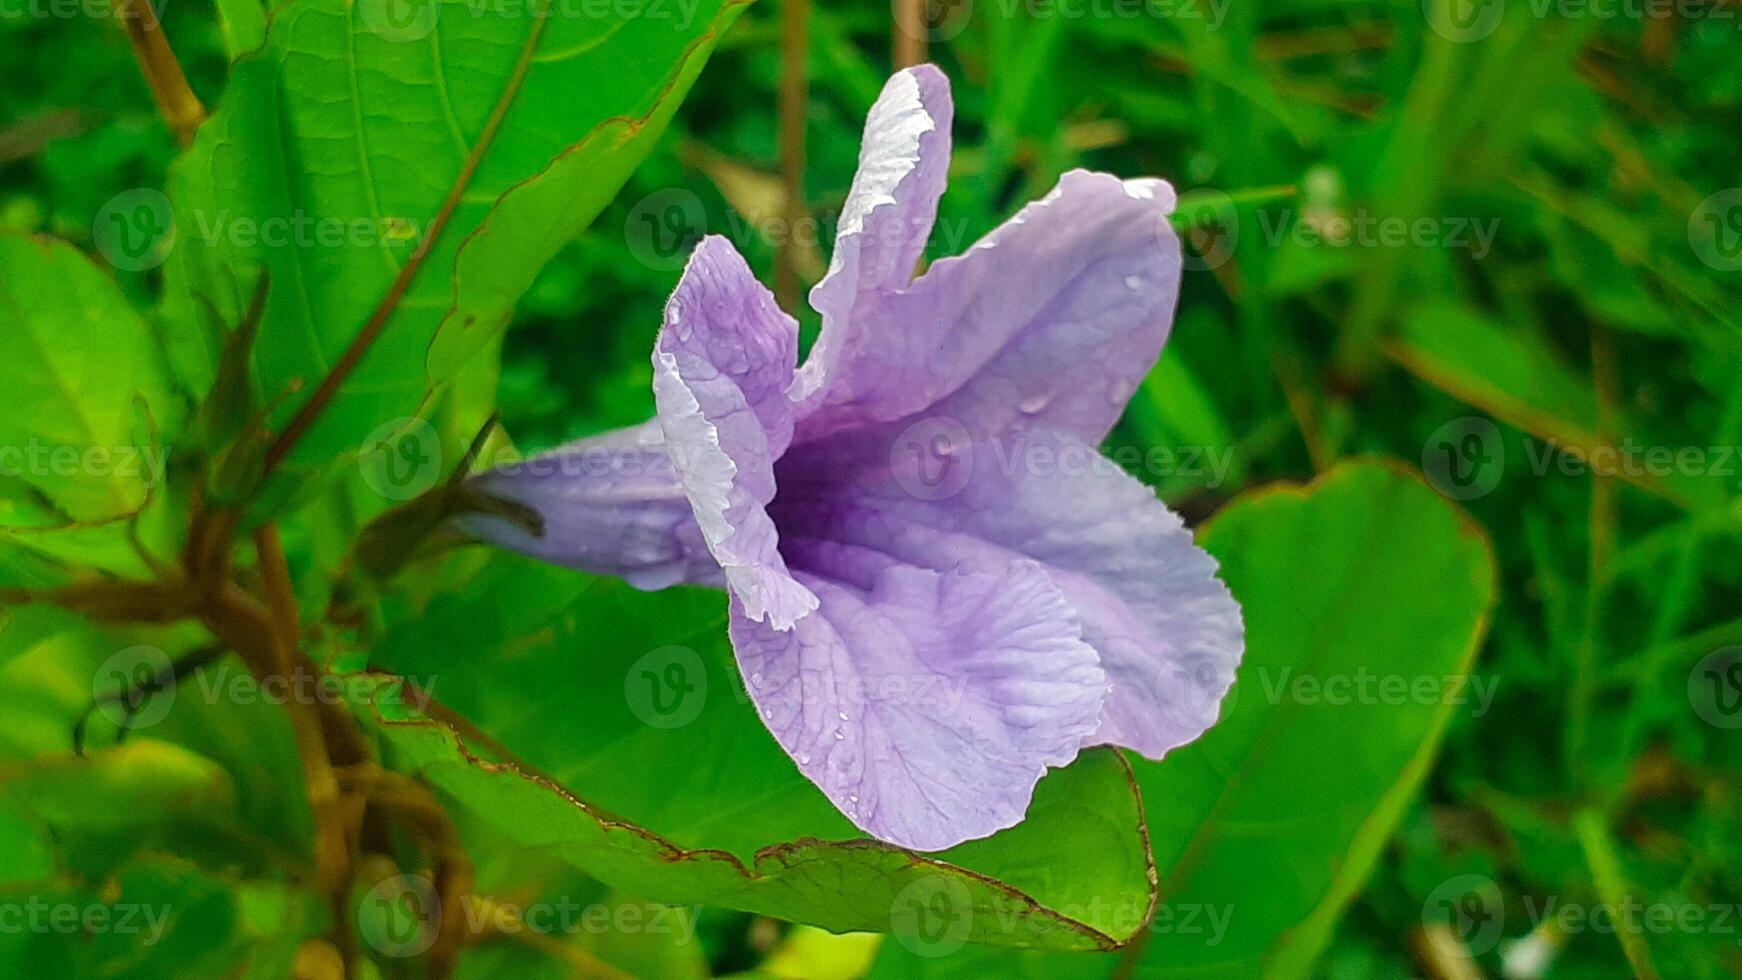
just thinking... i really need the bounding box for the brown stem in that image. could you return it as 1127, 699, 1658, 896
119, 0, 204, 146
4, 579, 196, 625
27, 487, 467, 976
354, 769, 474, 979
253, 525, 301, 642
191, 532, 364, 970
775, 0, 810, 311
893, 0, 927, 69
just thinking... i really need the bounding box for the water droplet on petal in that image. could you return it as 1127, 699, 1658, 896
797, 751, 811, 765
837, 711, 849, 721
1108, 379, 1135, 404
1018, 392, 1051, 414
1124, 274, 1143, 290
833, 729, 845, 740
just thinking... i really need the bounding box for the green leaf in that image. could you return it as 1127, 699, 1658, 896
0, 615, 313, 879
357, 560, 1157, 952
0, 235, 175, 524
870, 460, 1496, 977
160, 0, 751, 478
1139, 461, 1494, 976
0, 855, 322, 979
0, 740, 234, 832
0, 806, 55, 884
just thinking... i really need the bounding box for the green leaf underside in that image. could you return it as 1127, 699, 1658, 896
0, 236, 173, 525
869, 460, 1497, 978
161, 0, 750, 471
357, 562, 1157, 951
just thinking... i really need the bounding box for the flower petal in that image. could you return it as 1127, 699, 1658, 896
460, 420, 722, 591
791, 64, 953, 416
730, 546, 1106, 852
776, 426, 1242, 760
653, 236, 817, 629
795, 169, 1180, 446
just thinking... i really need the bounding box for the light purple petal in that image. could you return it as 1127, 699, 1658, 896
462, 65, 1235, 854
791, 65, 953, 419
776, 425, 1242, 761
730, 546, 1106, 852
460, 420, 721, 591
795, 169, 1180, 446
652, 236, 816, 629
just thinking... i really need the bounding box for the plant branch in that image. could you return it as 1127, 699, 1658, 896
893, 0, 927, 69
119, 0, 204, 146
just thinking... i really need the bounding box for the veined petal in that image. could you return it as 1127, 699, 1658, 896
653, 236, 817, 629
460, 421, 722, 591
792, 65, 953, 416
795, 169, 1181, 446
777, 426, 1242, 761
730, 548, 1106, 852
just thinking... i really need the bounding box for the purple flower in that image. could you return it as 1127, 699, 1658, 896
464, 65, 1243, 851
